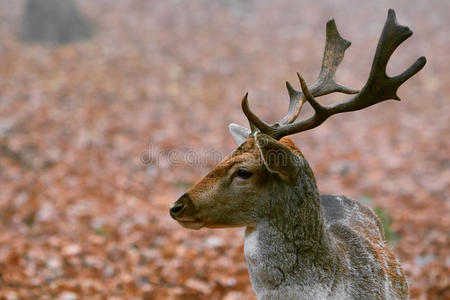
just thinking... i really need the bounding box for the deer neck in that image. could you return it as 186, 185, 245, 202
244, 171, 340, 296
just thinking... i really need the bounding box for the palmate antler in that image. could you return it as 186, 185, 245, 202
242, 9, 426, 140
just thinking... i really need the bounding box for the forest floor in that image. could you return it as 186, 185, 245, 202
0, 0, 448, 299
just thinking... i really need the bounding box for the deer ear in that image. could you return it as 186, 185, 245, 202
255, 133, 299, 181
229, 123, 250, 146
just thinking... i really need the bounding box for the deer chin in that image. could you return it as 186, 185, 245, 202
176, 220, 205, 230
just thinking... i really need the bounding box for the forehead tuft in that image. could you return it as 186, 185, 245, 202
236, 137, 257, 152
235, 136, 303, 157
229, 137, 260, 162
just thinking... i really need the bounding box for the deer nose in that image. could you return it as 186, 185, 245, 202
170, 203, 184, 217
170, 193, 191, 218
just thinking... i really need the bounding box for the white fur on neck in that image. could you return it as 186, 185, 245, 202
244, 224, 352, 300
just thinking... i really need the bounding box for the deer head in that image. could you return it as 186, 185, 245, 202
170, 134, 318, 229
169, 9, 426, 230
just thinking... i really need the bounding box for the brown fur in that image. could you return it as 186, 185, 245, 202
171, 135, 409, 299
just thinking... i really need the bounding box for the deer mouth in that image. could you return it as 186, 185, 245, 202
170, 203, 204, 229
176, 219, 204, 230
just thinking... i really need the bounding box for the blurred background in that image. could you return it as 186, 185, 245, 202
0, 0, 448, 299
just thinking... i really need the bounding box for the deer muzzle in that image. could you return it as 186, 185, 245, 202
169, 193, 204, 229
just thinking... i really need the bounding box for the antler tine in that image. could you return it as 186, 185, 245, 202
279, 19, 359, 125
241, 93, 272, 134
245, 9, 426, 140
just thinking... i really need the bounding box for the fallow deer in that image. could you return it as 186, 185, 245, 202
170, 10, 425, 299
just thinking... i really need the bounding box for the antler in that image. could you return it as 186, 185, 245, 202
242, 9, 426, 140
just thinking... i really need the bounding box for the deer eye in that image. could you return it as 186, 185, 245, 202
236, 168, 253, 179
